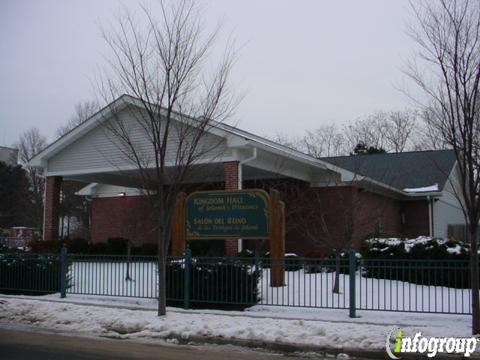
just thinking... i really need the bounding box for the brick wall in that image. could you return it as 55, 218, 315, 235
243, 179, 406, 256
43, 176, 62, 241
91, 196, 158, 245
243, 179, 361, 256
224, 161, 239, 189
352, 189, 403, 241
87, 176, 431, 257
401, 200, 429, 237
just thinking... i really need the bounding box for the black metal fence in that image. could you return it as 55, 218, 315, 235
0, 249, 472, 315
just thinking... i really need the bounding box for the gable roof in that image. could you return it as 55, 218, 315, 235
28, 94, 355, 181
320, 150, 457, 192
29, 94, 455, 197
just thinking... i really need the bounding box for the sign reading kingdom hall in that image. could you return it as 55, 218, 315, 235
185, 190, 269, 239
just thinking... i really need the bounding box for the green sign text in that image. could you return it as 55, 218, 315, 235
185, 190, 269, 239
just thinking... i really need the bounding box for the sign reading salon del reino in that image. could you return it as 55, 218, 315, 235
185, 190, 269, 239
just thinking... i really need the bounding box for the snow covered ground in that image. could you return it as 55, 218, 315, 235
67, 261, 470, 314
260, 269, 470, 313
68, 261, 158, 298
0, 297, 472, 351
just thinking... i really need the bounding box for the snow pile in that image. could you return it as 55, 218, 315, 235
0, 298, 471, 350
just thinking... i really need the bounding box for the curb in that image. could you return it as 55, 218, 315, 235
168, 334, 387, 358
123, 333, 477, 360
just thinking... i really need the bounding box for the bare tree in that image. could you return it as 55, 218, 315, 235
343, 114, 386, 154
302, 124, 346, 158
271, 109, 420, 159
56, 100, 100, 138
379, 110, 418, 152
413, 108, 450, 151
406, 0, 480, 334
285, 157, 395, 294
13, 128, 47, 229
344, 110, 418, 154
270, 132, 302, 152
98, 0, 236, 316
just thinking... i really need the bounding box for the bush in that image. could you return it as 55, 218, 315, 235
360, 236, 471, 288
65, 238, 89, 254
284, 254, 304, 271
235, 249, 255, 258
303, 252, 352, 274
187, 240, 224, 257
360, 236, 469, 261
166, 257, 260, 309
27, 238, 155, 255
106, 238, 129, 254
29, 240, 61, 253
261, 252, 304, 272
0, 253, 62, 295
131, 243, 157, 256
88, 242, 107, 254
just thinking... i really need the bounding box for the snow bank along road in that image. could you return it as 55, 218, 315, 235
0, 297, 474, 354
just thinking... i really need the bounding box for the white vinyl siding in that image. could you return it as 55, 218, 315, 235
47, 107, 229, 174
433, 172, 466, 238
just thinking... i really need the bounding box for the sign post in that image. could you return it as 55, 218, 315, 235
269, 189, 285, 286
171, 192, 186, 258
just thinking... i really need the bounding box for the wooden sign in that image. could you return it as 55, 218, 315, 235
171, 188, 285, 286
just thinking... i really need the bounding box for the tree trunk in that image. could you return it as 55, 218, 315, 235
470, 228, 479, 334
66, 215, 70, 238
157, 236, 167, 316
60, 215, 64, 240
333, 252, 341, 294
125, 242, 132, 281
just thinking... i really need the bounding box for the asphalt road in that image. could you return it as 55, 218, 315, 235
0, 328, 319, 360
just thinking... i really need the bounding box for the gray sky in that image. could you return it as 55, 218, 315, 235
0, 0, 417, 146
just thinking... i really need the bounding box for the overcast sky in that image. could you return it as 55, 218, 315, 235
0, 0, 418, 146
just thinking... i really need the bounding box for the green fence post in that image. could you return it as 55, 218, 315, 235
60, 244, 67, 299
349, 249, 356, 318
183, 247, 191, 309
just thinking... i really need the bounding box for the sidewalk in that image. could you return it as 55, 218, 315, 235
0, 295, 475, 359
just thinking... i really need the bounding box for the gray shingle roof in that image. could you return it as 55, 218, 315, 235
320, 150, 457, 191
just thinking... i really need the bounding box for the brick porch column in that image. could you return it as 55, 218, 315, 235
224, 161, 239, 256
43, 176, 62, 241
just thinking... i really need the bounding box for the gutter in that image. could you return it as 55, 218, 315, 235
243, 140, 443, 199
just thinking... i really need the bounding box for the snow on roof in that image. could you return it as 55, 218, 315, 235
403, 184, 439, 193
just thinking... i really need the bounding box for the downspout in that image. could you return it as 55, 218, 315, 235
427, 196, 434, 237
237, 147, 258, 252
